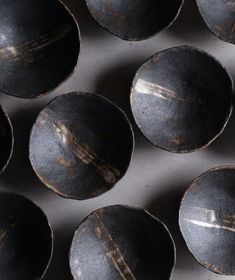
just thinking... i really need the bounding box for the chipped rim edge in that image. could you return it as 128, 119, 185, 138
178, 165, 235, 276
68, 204, 176, 280
0, 105, 14, 174
130, 45, 234, 154
29, 92, 135, 201
0, 190, 54, 279
0, 0, 81, 99
195, 0, 235, 45
85, 0, 184, 41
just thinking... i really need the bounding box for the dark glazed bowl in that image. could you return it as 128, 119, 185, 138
85, 0, 184, 41
130, 46, 233, 153
196, 0, 235, 44
179, 166, 235, 275
0, 192, 53, 280
0, 106, 13, 173
29, 92, 134, 200
0, 0, 80, 99
69, 205, 176, 280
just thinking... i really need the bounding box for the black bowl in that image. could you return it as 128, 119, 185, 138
130, 46, 233, 153
179, 166, 235, 275
29, 92, 134, 200
0, 192, 53, 280
0, 106, 13, 173
85, 0, 184, 40
69, 205, 176, 280
196, 0, 235, 44
0, 0, 80, 98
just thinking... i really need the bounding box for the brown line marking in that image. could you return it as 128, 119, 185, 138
39, 112, 49, 126
94, 213, 136, 280
76, 226, 88, 241
201, 261, 224, 275
227, 2, 235, 11
135, 79, 205, 105
0, 24, 73, 61
230, 22, 235, 40
184, 207, 235, 232
57, 157, 76, 177
57, 157, 72, 168
0, 223, 17, 247
52, 121, 121, 184
214, 25, 230, 38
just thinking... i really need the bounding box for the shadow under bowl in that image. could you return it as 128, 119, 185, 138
69, 205, 176, 279
0, 191, 53, 280
85, 0, 184, 41
0, 0, 80, 98
179, 166, 235, 275
29, 92, 134, 200
130, 46, 233, 153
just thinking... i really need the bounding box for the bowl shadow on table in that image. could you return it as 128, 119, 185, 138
0, 106, 46, 194
44, 221, 80, 280
145, 183, 198, 274
61, 0, 110, 40
166, 0, 209, 42
94, 59, 157, 151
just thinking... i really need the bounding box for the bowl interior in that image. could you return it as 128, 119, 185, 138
86, 0, 183, 40
0, 192, 52, 280
131, 46, 233, 153
0, 0, 80, 98
196, 0, 235, 44
179, 167, 235, 275
70, 205, 175, 279
29, 92, 134, 200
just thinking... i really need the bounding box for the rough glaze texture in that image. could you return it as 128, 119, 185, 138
196, 0, 235, 44
0, 192, 52, 280
69, 205, 175, 280
0, 0, 80, 98
0, 106, 13, 173
29, 92, 134, 200
131, 46, 233, 153
179, 167, 235, 275
85, 0, 183, 40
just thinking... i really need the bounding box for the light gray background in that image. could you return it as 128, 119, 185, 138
0, 0, 235, 279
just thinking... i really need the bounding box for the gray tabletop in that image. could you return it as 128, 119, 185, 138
0, 0, 235, 279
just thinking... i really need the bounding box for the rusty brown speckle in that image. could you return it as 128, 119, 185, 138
170, 137, 185, 145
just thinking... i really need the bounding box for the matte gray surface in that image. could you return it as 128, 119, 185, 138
0, 0, 235, 279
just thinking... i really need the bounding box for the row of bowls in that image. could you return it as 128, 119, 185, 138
0, 0, 234, 99
0, 165, 234, 279
1, 45, 233, 199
